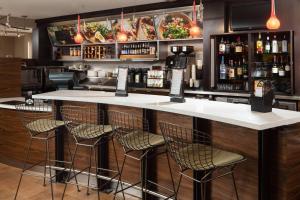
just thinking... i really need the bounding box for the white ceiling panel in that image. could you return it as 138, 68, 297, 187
0, 0, 167, 19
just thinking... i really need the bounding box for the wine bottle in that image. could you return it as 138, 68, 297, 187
265, 36, 271, 54
278, 56, 285, 77
235, 37, 243, 53
219, 37, 226, 54
282, 35, 288, 53
284, 56, 291, 77
229, 60, 236, 80
272, 55, 279, 77
237, 60, 243, 79
272, 35, 279, 53
225, 40, 231, 54
242, 57, 248, 79
256, 33, 263, 54
220, 56, 227, 80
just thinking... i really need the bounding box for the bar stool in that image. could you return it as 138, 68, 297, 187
14, 99, 78, 200
159, 122, 246, 200
108, 111, 175, 200
60, 105, 123, 200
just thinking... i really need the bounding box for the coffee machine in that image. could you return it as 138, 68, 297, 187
166, 46, 195, 69
166, 46, 196, 84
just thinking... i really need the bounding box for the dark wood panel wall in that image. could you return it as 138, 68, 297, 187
0, 58, 22, 98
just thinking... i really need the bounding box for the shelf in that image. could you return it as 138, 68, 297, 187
83, 59, 120, 62
54, 44, 81, 47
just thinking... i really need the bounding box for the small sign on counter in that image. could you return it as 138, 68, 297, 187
115, 67, 128, 97
170, 69, 185, 103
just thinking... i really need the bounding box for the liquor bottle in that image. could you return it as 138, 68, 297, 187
219, 56, 227, 80
282, 35, 288, 53
278, 56, 285, 77
235, 37, 243, 53
284, 56, 291, 77
225, 40, 231, 54
229, 60, 236, 80
237, 60, 243, 79
242, 57, 248, 79
219, 37, 226, 54
256, 33, 264, 54
272, 35, 279, 53
265, 36, 271, 54
272, 55, 279, 77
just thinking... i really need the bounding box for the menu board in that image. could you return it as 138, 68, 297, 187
47, 10, 203, 45
116, 67, 128, 96
170, 69, 184, 96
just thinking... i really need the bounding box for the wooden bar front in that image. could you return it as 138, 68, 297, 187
1, 101, 300, 200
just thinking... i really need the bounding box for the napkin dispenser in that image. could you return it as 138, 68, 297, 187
250, 80, 274, 113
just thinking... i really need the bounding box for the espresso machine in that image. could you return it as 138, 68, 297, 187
166, 46, 196, 84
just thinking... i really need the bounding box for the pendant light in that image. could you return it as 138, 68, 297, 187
117, 10, 128, 42
74, 15, 84, 44
189, 0, 201, 38
266, 0, 281, 30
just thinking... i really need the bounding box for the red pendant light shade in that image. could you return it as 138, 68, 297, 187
189, 0, 201, 38
117, 11, 128, 42
74, 15, 84, 44
266, 0, 281, 30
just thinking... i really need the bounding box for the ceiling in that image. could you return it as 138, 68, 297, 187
0, 0, 168, 20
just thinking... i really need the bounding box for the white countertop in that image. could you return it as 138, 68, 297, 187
0, 97, 24, 110
33, 90, 300, 131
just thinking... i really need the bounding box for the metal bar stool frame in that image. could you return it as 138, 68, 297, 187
14, 99, 79, 200
60, 105, 124, 200
108, 110, 176, 200
159, 122, 246, 200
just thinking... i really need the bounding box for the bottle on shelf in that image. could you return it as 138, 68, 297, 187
242, 57, 248, 79
284, 56, 291, 77
219, 37, 226, 54
228, 60, 236, 80
225, 40, 231, 54
278, 56, 285, 77
282, 35, 288, 53
272, 35, 279, 53
256, 33, 264, 54
237, 59, 243, 79
272, 55, 279, 77
265, 36, 271, 54
219, 56, 227, 80
235, 36, 243, 53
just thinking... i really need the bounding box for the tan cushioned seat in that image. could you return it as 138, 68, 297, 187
175, 143, 244, 171
26, 119, 65, 134
71, 124, 113, 139
119, 130, 165, 150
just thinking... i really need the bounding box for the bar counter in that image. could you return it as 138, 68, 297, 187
31, 90, 300, 200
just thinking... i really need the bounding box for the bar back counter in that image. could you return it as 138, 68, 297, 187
29, 90, 300, 200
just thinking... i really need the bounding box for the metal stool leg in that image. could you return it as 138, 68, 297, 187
93, 147, 100, 200
231, 171, 240, 200
175, 173, 183, 200
43, 143, 48, 187
46, 139, 54, 200
66, 137, 80, 192
113, 154, 127, 200
14, 138, 33, 200
141, 153, 148, 199
62, 144, 79, 200
86, 146, 93, 195
111, 138, 125, 200
166, 152, 176, 199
